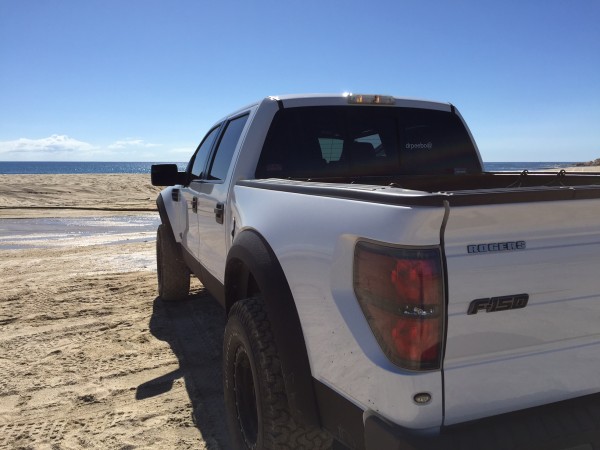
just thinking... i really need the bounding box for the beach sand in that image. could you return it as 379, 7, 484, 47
2, 167, 599, 448
539, 165, 600, 173
0, 174, 230, 449
0, 174, 162, 218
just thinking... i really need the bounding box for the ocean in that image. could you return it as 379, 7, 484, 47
0, 160, 577, 175
0, 161, 187, 174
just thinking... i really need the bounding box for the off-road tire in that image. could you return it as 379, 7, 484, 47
223, 297, 332, 450
156, 223, 190, 301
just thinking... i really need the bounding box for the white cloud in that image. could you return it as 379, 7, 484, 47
0, 135, 95, 155
0, 135, 178, 161
108, 138, 161, 150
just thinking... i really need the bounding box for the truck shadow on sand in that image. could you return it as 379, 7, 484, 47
138, 288, 231, 449
135, 288, 600, 450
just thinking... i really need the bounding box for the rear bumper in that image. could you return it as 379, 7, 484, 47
364, 413, 439, 450
361, 392, 600, 450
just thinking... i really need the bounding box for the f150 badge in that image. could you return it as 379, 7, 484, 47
467, 294, 529, 315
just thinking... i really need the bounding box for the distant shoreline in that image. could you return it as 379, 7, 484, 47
0, 161, 188, 175
542, 166, 600, 172
0, 160, 584, 174
574, 157, 600, 167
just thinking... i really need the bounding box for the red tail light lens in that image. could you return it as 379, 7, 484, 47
353, 241, 444, 370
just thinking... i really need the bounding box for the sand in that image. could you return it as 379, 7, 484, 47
0, 174, 230, 449
539, 165, 600, 173
0, 174, 162, 218
3, 168, 599, 449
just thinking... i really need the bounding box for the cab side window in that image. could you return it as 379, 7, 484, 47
208, 114, 249, 181
189, 126, 221, 179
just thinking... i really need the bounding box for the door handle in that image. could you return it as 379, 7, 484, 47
192, 197, 198, 214
214, 202, 224, 224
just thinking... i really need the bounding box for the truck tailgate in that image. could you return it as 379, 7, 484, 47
442, 198, 600, 426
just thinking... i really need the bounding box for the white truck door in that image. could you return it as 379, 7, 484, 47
180, 125, 221, 257
194, 113, 249, 282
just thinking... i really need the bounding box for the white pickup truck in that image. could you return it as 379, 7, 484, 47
151, 94, 600, 450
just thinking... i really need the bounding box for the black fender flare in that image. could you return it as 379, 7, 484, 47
156, 192, 183, 246
156, 193, 189, 263
225, 229, 321, 429
156, 194, 172, 232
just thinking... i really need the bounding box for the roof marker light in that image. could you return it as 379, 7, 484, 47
347, 94, 395, 105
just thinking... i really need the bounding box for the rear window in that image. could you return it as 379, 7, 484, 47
255, 106, 481, 179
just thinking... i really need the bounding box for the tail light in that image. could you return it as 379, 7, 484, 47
353, 241, 445, 370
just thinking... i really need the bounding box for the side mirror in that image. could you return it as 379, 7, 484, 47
151, 164, 186, 186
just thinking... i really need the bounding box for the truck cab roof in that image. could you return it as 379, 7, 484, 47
264, 93, 453, 112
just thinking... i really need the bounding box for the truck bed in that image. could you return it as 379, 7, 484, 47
237, 171, 600, 428
241, 171, 600, 208
281, 170, 600, 192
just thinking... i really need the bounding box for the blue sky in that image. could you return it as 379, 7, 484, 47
0, 0, 599, 162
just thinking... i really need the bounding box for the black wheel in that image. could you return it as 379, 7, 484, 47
223, 297, 332, 450
156, 223, 190, 301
